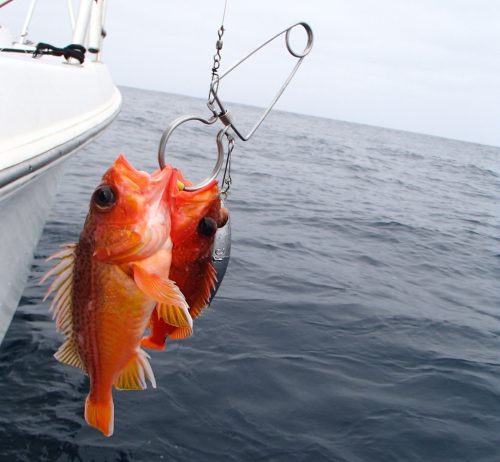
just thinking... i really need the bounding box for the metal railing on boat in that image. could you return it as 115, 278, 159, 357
2, 0, 107, 62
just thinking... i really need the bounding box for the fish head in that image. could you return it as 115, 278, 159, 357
169, 170, 226, 265
87, 154, 172, 263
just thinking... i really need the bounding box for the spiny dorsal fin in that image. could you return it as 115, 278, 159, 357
54, 339, 85, 371
114, 349, 156, 390
189, 261, 218, 319
165, 262, 217, 340
42, 243, 76, 339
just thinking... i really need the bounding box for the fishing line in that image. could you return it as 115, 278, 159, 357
220, 0, 229, 27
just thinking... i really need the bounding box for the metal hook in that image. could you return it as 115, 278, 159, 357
209, 22, 314, 141
158, 115, 231, 192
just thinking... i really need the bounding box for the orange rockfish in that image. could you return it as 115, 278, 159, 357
42, 155, 192, 437
141, 169, 228, 350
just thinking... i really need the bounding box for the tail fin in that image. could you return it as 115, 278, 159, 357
85, 395, 114, 437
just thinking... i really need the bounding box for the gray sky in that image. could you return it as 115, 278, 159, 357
3, 0, 500, 146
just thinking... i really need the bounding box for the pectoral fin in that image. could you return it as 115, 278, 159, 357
132, 263, 192, 328
156, 303, 193, 329
169, 326, 193, 340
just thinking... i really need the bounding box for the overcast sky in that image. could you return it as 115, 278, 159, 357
2, 1, 499, 146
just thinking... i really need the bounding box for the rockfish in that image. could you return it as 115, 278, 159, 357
141, 169, 228, 350
42, 155, 192, 437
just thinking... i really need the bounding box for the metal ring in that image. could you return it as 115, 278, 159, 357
157, 115, 228, 192
285, 22, 314, 58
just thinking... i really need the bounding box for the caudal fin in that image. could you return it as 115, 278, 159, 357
85, 395, 114, 437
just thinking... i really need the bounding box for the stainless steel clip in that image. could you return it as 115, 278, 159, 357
158, 22, 314, 190
209, 22, 314, 141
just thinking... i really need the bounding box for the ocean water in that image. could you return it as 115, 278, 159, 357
0, 86, 499, 461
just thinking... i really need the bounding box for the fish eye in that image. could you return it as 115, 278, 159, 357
93, 185, 117, 210
198, 217, 218, 237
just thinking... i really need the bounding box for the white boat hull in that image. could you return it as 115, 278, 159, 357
0, 160, 65, 343
0, 51, 121, 344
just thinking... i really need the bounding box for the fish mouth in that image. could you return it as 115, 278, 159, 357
148, 166, 172, 213
106, 154, 151, 190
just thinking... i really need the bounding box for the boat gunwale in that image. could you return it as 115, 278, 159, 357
0, 101, 121, 194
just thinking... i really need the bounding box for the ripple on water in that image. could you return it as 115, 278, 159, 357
0, 87, 499, 461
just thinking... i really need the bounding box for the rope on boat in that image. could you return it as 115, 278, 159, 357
0, 0, 15, 8
0, 42, 86, 63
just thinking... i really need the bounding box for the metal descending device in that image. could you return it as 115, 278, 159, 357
157, 20, 314, 300
158, 22, 314, 189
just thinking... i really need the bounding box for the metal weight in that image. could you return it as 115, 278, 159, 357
209, 212, 231, 303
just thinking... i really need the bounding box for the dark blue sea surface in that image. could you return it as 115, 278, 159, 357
0, 86, 499, 461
